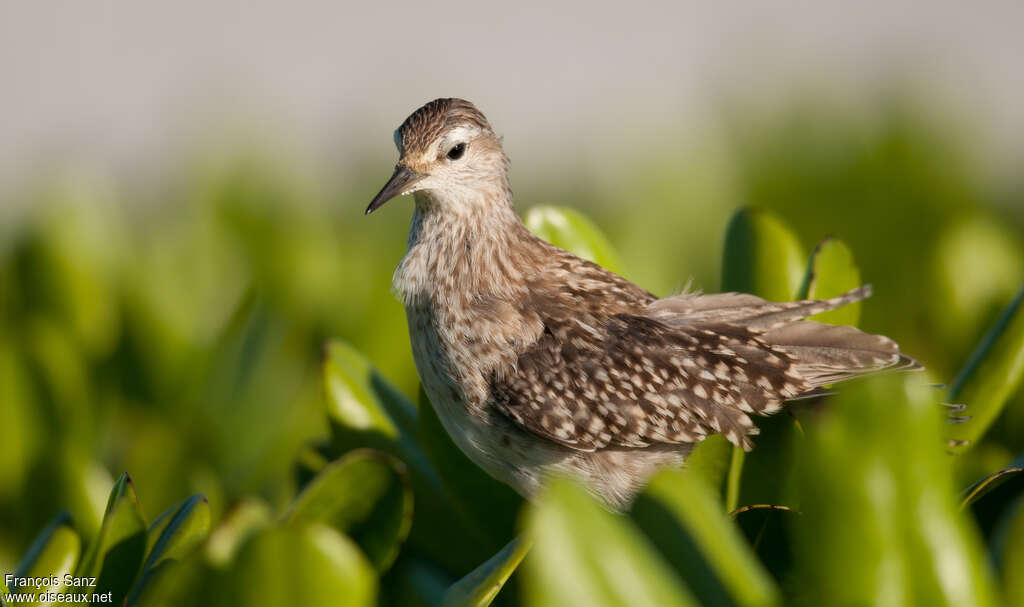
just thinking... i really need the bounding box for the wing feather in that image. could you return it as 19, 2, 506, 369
490, 284, 916, 453
490, 314, 801, 452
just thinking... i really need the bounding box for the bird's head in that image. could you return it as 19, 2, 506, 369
365, 98, 510, 215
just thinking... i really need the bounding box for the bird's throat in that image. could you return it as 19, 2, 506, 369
393, 200, 538, 308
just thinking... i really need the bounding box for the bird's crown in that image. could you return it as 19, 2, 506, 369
396, 98, 494, 159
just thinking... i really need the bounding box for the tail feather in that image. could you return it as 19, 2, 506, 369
764, 320, 921, 388
648, 285, 873, 330
647, 285, 919, 390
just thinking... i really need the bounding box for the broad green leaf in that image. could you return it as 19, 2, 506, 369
721, 207, 806, 302
283, 449, 413, 571
215, 523, 376, 607
321, 341, 478, 571
388, 557, 452, 607
124, 494, 210, 605
524, 206, 625, 274
725, 446, 746, 518
55, 450, 111, 541
0, 342, 40, 499
323, 340, 404, 444
442, 535, 532, 607
522, 479, 698, 607
631, 469, 779, 607
720, 207, 806, 511
418, 389, 520, 552
960, 453, 1024, 545
25, 317, 92, 442
683, 435, 732, 494
294, 441, 333, 489
796, 236, 862, 326
10, 511, 81, 604
205, 498, 272, 568
732, 412, 805, 512
1000, 498, 1024, 607
961, 461, 1024, 510
947, 285, 1024, 453
730, 505, 798, 585
795, 375, 998, 607
322, 340, 442, 494
142, 495, 210, 571
21, 195, 122, 358
74, 473, 148, 606
124, 559, 205, 607
933, 214, 1024, 352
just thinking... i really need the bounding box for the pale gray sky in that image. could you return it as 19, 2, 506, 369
2, 0, 1023, 192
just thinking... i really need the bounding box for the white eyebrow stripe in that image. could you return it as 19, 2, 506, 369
445, 125, 481, 144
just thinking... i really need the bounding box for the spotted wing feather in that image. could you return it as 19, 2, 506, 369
490, 314, 808, 452
490, 284, 915, 454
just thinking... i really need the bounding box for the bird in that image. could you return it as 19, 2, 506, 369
365, 97, 918, 509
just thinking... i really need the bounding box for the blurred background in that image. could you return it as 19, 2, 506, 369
2, 0, 1023, 577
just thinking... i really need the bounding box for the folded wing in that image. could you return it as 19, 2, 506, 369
490, 286, 917, 452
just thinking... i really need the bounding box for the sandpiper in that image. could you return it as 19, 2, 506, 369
366, 98, 917, 508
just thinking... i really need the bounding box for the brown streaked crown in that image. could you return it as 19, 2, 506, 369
396, 98, 494, 157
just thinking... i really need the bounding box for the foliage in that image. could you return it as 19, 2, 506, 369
2, 100, 1024, 604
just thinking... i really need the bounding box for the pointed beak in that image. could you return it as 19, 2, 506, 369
365, 165, 427, 215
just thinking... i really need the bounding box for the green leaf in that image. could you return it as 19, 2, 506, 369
522, 479, 698, 607
730, 505, 799, 585
142, 494, 210, 571
216, 523, 376, 607
10, 511, 81, 604
321, 341, 480, 571
418, 388, 521, 553
999, 497, 1024, 607
322, 340, 443, 491
524, 206, 625, 274
947, 285, 1024, 453
732, 412, 807, 512
387, 557, 452, 607
74, 473, 148, 606
721, 207, 806, 301
323, 339, 405, 445
960, 454, 1024, 546
51, 449, 111, 541
23, 199, 122, 357
720, 207, 807, 511
293, 441, 334, 489
205, 497, 272, 568
683, 435, 732, 495
123, 559, 205, 607
442, 535, 532, 607
933, 214, 1024, 352
0, 342, 40, 499
796, 236, 862, 326
961, 460, 1024, 510
283, 449, 413, 572
631, 469, 779, 607
795, 375, 998, 606
124, 495, 210, 605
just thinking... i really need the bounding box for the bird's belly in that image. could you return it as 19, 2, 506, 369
406, 306, 561, 497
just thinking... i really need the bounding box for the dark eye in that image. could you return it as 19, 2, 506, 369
447, 143, 466, 160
